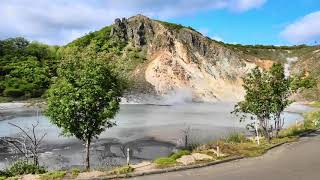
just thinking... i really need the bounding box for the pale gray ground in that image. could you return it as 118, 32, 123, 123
0, 103, 314, 170
132, 131, 320, 180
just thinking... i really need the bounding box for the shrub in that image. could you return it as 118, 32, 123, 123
226, 133, 248, 143
3, 88, 25, 97
169, 150, 191, 160
0, 170, 13, 178
5, 161, 46, 176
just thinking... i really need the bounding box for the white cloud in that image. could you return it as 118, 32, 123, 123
211, 36, 224, 42
280, 11, 320, 44
0, 0, 267, 45
198, 28, 210, 36
228, 0, 266, 12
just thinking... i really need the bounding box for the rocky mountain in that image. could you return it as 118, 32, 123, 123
107, 15, 262, 102
62, 15, 320, 102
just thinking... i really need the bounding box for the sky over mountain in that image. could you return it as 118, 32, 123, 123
0, 0, 319, 45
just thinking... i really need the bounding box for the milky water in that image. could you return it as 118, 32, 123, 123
0, 102, 313, 170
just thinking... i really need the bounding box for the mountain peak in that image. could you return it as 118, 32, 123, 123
129, 14, 151, 20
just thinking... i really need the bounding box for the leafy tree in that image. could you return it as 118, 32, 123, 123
46, 58, 125, 169
233, 63, 315, 141
0, 38, 58, 98
268, 64, 291, 137
269, 64, 315, 136
233, 67, 273, 141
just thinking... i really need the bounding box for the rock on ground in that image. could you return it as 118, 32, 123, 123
192, 153, 214, 161
177, 155, 196, 165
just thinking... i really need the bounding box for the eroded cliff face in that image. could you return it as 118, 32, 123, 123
110, 15, 261, 102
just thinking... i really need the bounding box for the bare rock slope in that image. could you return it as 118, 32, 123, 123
110, 15, 264, 102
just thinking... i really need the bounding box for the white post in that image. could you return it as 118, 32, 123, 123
255, 120, 260, 145
127, 148, 130, 165
216, 146, 220, 157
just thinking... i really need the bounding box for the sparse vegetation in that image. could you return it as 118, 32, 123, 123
108, 166, 134, 175
39, 171, 67, 180
226, 133, 249, 144
154, 157, 177, 167
169, 150, 191, 160
279, 111, 320, 138
70, 168, 80, 177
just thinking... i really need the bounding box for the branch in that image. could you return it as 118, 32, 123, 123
8, 122, 35, 146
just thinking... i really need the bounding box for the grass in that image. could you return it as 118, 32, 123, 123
39, 171, 67, 180
169, 150, 191, 160
107, 166, 134, 175
153, 150, 192, 168
311, 101, 320, 108
279, 111, 319, 138
70, 168, 80, 177
0, 96, 13, 103
226, 133, 249, 144
154, 157, 177, 168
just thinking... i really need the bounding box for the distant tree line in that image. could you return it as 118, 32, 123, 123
0, 37, 59, 98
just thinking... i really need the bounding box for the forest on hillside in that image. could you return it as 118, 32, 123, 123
0, 38, 59, 100
0, 24, 319, 102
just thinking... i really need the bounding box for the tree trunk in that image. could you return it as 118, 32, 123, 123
275, 113, 282, 138
259, 118, 271, 143
263, 126, 271, 143
85, 138, 91, 170
33, 155, 39, 167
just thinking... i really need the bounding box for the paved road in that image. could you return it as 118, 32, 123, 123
131, 131, 320, 180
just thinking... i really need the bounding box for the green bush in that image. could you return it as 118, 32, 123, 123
226, 133, 248, 143
3, 88, 25, 97
5, 161, 47, 176
169, 150, 191, 160
0, 169, 13, 178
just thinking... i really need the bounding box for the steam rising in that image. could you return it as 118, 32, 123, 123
284, 57, 298, 77
162, 88, 193, 105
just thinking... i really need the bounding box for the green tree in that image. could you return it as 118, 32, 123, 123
0, 37, 58, 98
233, 67, 273, 141
233, 63, 315, 141
268, 64, 291, 137
46, 58, 125, 169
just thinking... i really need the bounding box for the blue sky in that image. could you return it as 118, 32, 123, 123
1, 0, 320, 45
167, 0, 320, 45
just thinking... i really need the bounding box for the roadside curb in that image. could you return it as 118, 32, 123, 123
265, 129, 319, 152
81, 129, 320, 180
82, 156, 244, 180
